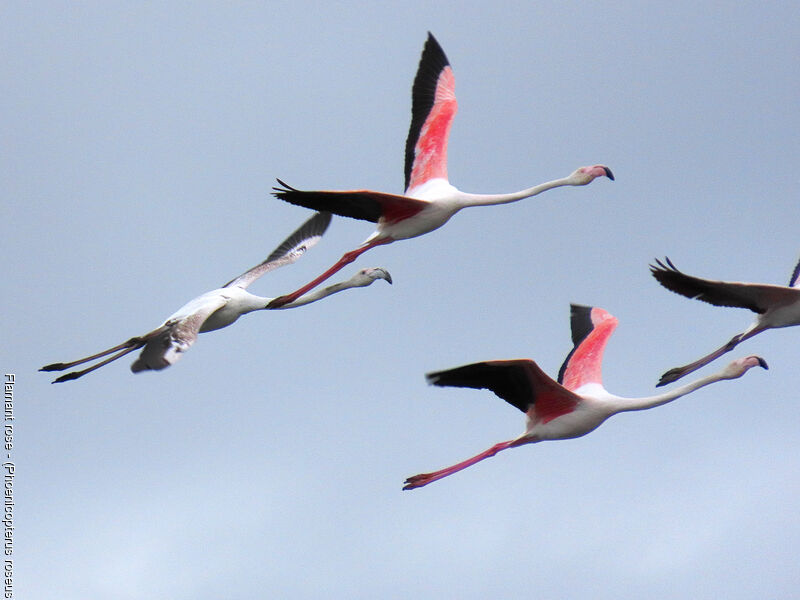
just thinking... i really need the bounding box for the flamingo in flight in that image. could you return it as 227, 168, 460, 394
403, 304, 767, 490
41, 212, 392, 383
267, 33, 613, 308
651, 256, 800, 386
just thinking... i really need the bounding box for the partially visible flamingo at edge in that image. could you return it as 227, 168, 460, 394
651, 255, 800, 386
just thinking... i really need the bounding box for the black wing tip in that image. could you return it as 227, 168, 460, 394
558, 304, 599, 384
287, 210, 331, 244
257, 210, 332, 270
788, 254, 800, 287
569, 304, 596, 344
272, 178, 300, 196
424, 365, 473, 388
307, 210, 333, 234
423, 32, 449, 65
649, 256, 680, 279
570, 303, 593, 315
425, 371, 443, 386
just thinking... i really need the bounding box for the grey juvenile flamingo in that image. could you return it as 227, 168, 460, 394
41, 212, 391, 382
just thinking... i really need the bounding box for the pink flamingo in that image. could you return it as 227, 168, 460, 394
651, 256, 800, 386
403, 304, 767, 490
267, 33, 613, 308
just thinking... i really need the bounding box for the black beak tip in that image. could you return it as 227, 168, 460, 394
757, 357, 769, 370
603, 167, 615, 181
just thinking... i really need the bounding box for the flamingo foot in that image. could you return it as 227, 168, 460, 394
52, 372, 82, 384
656, 367, 685, 387
403, 473, 437, 490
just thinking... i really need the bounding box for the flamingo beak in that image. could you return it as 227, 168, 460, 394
369, 268, 392, 284
603, 167, 615, 181
756, 357, 769, 370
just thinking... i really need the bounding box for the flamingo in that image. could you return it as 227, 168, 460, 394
651, 256, 800, 386
40, 212, 392, 383
403, 304, 767, 490
266, 32, 613, 308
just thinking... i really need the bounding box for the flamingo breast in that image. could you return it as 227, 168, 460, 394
529, 391, 612, 441
377, 200, 458, 241
763, 298, 800, 328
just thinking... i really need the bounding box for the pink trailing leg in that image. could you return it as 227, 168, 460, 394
403, 439, 521, 490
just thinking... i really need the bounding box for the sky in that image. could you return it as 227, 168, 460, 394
3, 2, 799, 598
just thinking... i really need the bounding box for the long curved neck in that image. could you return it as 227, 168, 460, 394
269, 279, 356, 309
455, 177, 575, 208
608, 371, 730, 414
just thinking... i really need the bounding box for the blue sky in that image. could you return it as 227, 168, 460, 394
4, 2, 799, 598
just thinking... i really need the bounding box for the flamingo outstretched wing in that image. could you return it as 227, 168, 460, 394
272, 180, 429, 225
426, 359, 580, 424
557, 304, 619, 392
223, 211, 332, 289
404, 32, 458, 194
650, 257, 800, 313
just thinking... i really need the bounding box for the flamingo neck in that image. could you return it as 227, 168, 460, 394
236, 293, 272, 315
607, 371, 725, 414
270, 279, 354, 309
455, 177, 574, 208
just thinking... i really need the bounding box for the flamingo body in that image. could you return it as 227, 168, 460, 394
167, 288, 261, 334
403, 304, 767, 490
267, 33, 612, 308
651, 256, 800, 385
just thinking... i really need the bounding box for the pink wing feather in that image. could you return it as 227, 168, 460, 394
404, 33, 458, 194
558, 305, 619, 391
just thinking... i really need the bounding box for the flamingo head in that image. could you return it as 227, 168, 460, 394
353, 267, 393, 286
569, 165, 615, 185
720, 355, 769, 379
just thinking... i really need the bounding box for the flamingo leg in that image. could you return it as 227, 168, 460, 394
50, 344, 145, 383
657, 326, 763, 386
267, 237, 392, 308
403, 439, 519, 490
41, 339, 144, 372
41, 325, 170, 382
